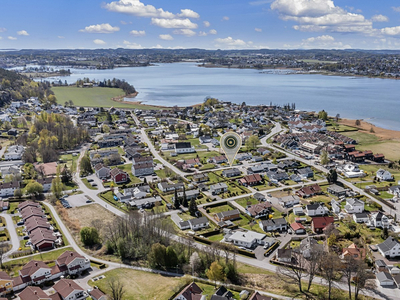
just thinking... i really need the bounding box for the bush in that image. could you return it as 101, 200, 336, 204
80, 227, 100, 247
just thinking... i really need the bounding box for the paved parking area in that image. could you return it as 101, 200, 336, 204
65, 194, 93, 208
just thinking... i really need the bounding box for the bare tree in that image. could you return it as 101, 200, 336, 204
277, 250, 307, 294
319, 252, 341, 299
342, 255, 356, 299
107, 278, 125, 300
0, 242, 8, 269
353, 260, 376, 300
306, 249, 323, 291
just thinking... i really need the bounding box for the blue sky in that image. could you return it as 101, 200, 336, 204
2, 0, 400, 50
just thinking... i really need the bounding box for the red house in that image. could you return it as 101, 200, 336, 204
238, 174, 263, 186
110, 168, 129, 184
311, 216, 334, 234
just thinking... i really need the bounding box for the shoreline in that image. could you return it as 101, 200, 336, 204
338, 118, 400, 141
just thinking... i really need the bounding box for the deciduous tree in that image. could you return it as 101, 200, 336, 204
206, 261, 225, 286
80, 227, 100, 247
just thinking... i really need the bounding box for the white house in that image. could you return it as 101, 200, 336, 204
224, 230, 266, 249
369, 211, 390, 228
278, 195, 300, 208
174, 142, 195, 154
56, 251, 91, 275
377, 272, 394, 286
0, 181, 19, 197
353, 213, 369, 223
376, 169, 393, 181
53, 279, 85, 300
331, 199, 341, 214
259, 218, 288, 232
306, 203, 326, 217
378, 237, 400, 258
344, 198, 364, 214
4, 145, 24, 160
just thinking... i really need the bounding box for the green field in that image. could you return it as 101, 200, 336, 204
52, 86, 164, 109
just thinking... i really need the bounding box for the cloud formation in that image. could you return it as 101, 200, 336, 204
215, 36, 250, 48
123, 40, 143, 49
381, 26, 400, 36
0, 28, 6, 33
222, 16, 230, 21
17, 30, 29, 36
151, 18, 198, 29
159, 34, 174, 40
8, 36, 17, 40
173, 29, 196, 37
371, 15, 388, 22
130, 30, 146, 36
79, 23, 120, 33
203, 21, 210, 27
93, 39, 106, 45
209, 29, 217, 35
255, 28, 262, 32
271, 0, 373, 35
298, 34, 351, 49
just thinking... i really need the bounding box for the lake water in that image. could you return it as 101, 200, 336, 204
42, 62, 400, 131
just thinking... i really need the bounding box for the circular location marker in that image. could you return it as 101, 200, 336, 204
221, 132, 242, 166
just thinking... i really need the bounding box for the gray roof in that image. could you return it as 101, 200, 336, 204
347, 198, 364, 206
188, 217, 209, 226
216, 209, 240, 218
253, 192, 265, 200
210, 182, 228, 190
378, 237, 400, 253
354, 212, 369, 218
375, 260, 387, 267
222, 168, 241, 175
377, 271, 393, 283
260, 217, 287, 227
328, 184, 347, 193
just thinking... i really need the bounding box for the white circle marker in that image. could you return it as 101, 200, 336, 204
221, 132, 242, 167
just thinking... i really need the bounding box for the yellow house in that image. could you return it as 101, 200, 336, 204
0, 271, 12, 295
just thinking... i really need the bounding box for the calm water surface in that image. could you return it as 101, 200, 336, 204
44, 63, 400, 130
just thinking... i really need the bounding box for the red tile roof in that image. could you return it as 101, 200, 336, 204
19, 286, 50, 300
312, 217, 334, 229
53, 279, 84, 299
20, 261, 50, 277
56, 251, 86, 267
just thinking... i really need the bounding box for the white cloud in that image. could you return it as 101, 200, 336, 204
93, 39, 106, 45
203, 21, 210, 27
0, 37, 2, 40
123, 40, 143, 49
152, 44, 163, 49
120, 20, 132, 25
198, 31, 207, 36
104, 0, 199, 19
214, 36, 250, 48
17, 30, 29, 36
297, 34, 351, 49
177, 9, 199, 19
58, 36, 65, 39
255, 28, 262, 32
371, 15, 388, 22
270, 0, 374, 35
8, 36, 17, 40
381, 26, 400, 36
79, 23, 120, 33
392, 7, 400, 13
0, 28, 6, 33
130, 30, 146, 36
209, 29, 217, 35
159, 34, 174, 40
173, 29, 196, 37
222, 16, 230, 21
151, 18, 198, 29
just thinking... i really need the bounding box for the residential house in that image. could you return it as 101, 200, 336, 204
331, 199, 341, 214
131, 162, 154, 177
369, 212, 390, 228
192, 173, 208, 183
24, 217, 52, 234
185, 158, 201, 168
212, 286, 234, 300
253, 192, 266, 202
257, 148, 270, 156
296, 184, 323, 198
199, 136, 212, 144
290, 222, 306, 234
34, 162, 58, 177
89, 288, 107, 300
157, 182, 184, 192
249, 292, 272, 300
247, 165, 265, 174
245, 202, 272, 219
173, 282, 203, 300
30, 228, 58, 250
209, 156, 228, 164
297, 167, 314, 179
210, 183, 228, 195
311, 217, 334, 234
172, 190, 200, 201
306, 203, 326, 217
236, 153, 252, 161
36, 177, 53, 192
16, 260, 52, 288
341, 243, 365, 261
186, 217, 209, 231
215, 209, 240, 222
4, 145, 24, 160
222, 168, 241, 178
378, 237, 400, 258
0, 272, 12, 295
94, 164, 110, 179
344, 198, 364, 214
132, 155, 153, 166
98, 138, 123, 148
55, 251, 91, 275
293, 206, 305, 216
238, 174, 263, 186
327, 184, 347, 197
376, 169, 393, 181
300, 237, 324, 259
110, 168, 129, 184
225, 230, 266, 249
259, 218, 288, 232
53, 279, 84, 300
266, 171, 289, 183
19, 287, 51, 300
278, 195, 300, 208
0, 201, 9, 211
353, 212, 369, 223
277, 249, 292, 262
0, 181, 20, 197
174, 142, 195, 154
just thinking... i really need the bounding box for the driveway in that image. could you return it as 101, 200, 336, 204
65, 194, 93, 208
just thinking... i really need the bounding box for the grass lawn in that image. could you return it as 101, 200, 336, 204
52, 86, 165, 110
88, 268, 189, 300
207, 172, 225, 184
8, 202, 19, 214
59, 153, 79, 173
341, 131, 400, 161
5, 247, 75, 277
235, 197, 259, 209
82, 178, 97, 190
199, 163, 215, 171
327, 124, 358, 132
98, 191, 129, 213
207, 233, 224, 242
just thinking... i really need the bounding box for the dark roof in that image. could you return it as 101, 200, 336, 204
188, 217, 208, 226
378, 237, 400, 253
260, 217, 287, 227
175, 142, 192, 149
377, 271, 393, 282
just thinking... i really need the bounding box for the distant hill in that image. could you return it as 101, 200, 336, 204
0, 67, 54, 106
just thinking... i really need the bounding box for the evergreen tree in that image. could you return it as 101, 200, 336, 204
182, 186, 188, 207
189, 198, 198, 216
174, 188, 180, 209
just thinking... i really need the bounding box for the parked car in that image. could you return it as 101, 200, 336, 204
87, 179, 94, 182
